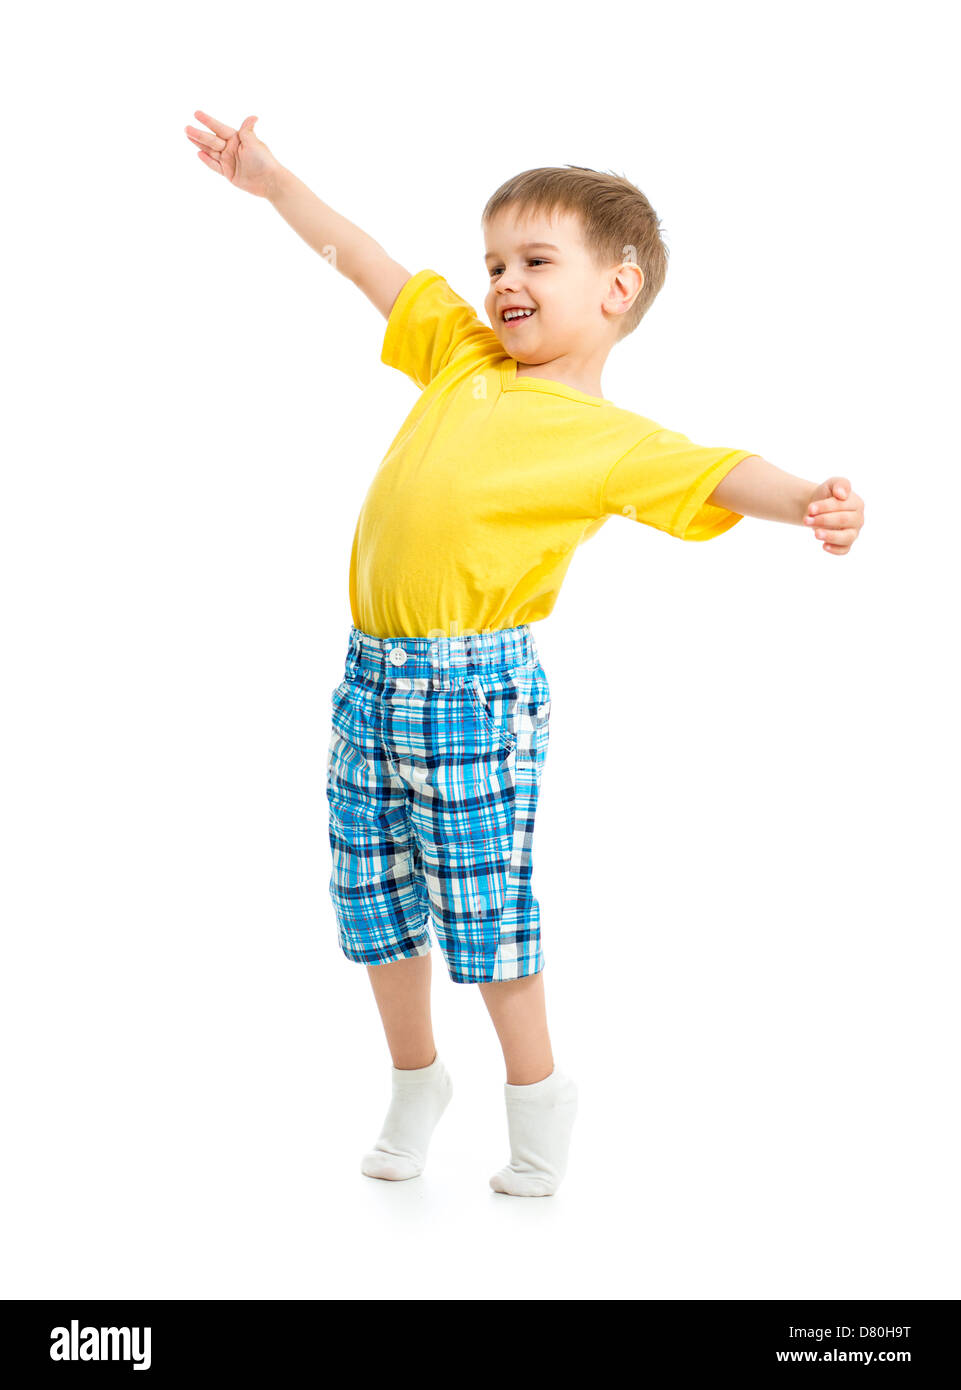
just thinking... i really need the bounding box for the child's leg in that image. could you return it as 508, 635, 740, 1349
479, 971, 578, 1197
476, 972, 553, 1084
360, 952, 453, 1181
366, 953, 436, 1069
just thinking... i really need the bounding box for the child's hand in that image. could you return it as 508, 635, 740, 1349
184, 111, 284, 198
803, 476, 865, 555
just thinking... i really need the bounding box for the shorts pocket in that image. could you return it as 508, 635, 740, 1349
468, 661, 552, 762
467, 672, 520, 751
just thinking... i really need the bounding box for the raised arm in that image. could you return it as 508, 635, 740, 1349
268, 169, 411, 318
185, 110, 411, 319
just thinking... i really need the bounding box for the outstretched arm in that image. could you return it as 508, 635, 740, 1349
267, 168, 411, 319
185, 110, 411, 320
707, 455, 865, 555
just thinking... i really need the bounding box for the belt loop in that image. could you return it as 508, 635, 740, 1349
429, 632, 449, 683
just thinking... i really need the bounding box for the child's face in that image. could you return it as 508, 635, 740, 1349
483, 206, 624, 362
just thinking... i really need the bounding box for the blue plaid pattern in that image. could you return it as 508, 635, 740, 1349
326, 624, 552, 983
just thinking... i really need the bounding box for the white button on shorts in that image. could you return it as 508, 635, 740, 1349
388, 646, 407, 666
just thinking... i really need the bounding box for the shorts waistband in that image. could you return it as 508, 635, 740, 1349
345, 624, 536, 679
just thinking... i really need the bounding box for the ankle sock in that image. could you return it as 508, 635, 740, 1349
490, 1066, 578, 1197
361, 1052, 453, 1181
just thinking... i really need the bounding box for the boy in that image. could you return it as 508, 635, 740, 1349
185, 111, 865, 1198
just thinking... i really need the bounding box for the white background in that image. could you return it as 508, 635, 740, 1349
2, 0, 958, 1301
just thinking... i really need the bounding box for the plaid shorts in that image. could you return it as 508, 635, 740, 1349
326, 624, 552, 984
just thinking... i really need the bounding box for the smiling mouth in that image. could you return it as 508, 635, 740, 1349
502, 309, 536, 325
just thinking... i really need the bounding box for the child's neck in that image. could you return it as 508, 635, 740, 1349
514, 362, 607, 400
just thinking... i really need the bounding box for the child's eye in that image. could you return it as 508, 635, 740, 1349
489, 259, 548, 277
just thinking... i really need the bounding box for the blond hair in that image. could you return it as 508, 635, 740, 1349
481, 165, 669, 341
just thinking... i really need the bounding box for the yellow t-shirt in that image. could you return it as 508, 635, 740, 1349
348, 269, 756, 639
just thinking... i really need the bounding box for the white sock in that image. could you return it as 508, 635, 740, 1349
489, 1067, 578, 1197
361, 1053, 453, 1181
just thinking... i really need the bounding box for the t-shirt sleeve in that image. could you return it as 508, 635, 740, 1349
380, 269, 499, 390
599, 424, 757, 541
